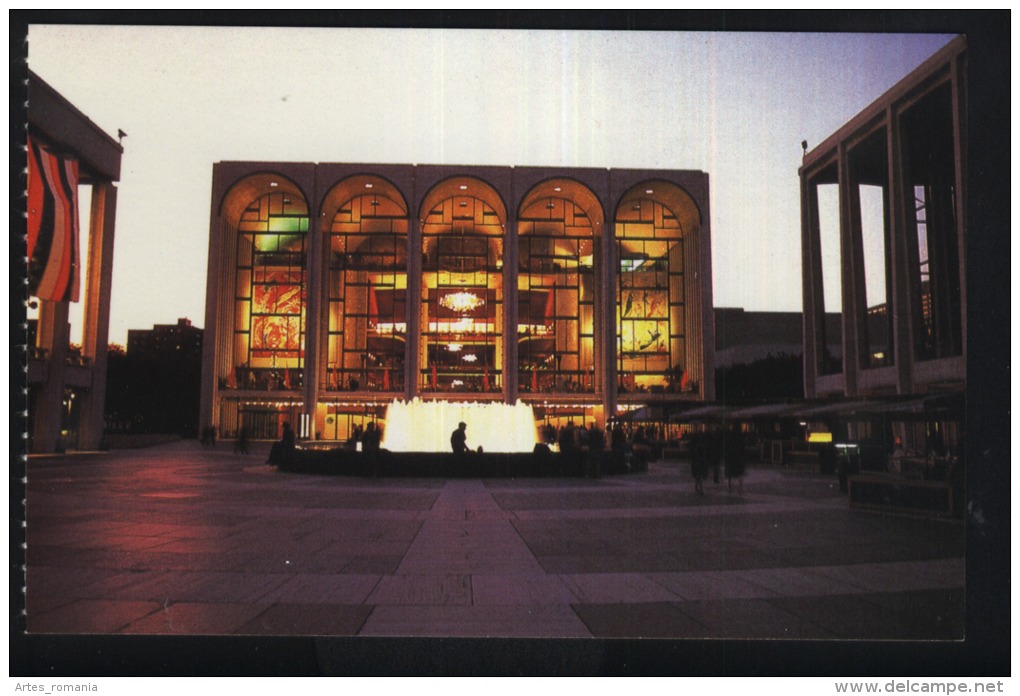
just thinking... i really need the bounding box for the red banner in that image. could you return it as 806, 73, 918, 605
27, 137, 80, 302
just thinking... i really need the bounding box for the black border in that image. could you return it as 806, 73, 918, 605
10, 10, 1010, 676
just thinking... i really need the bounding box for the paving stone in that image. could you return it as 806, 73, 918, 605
677, 597, 838, 639
23, 445, 967, 640
360, 604, 592, 638
648, 570, 781, 601
471, 573, 579, 605
366, 574, 472, 605
559, 573, 683, 603
572, 602, 707, 638
765, 592, 953, 640
118, 601, 267, 635
27, 599, 163, 634
235, 603, 374, 636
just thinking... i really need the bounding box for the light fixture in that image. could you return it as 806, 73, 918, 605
447, 343, 463, 352
459, 184, 468, 190
553, 186, 562, 192
365, 183, 374, 189
439, 291, 484, 313
269, 181, 279, 188
645, 189, 654, 195
462, 354, 478, 363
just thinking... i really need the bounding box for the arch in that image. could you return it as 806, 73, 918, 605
418, 176, 506, 395
418, 175, 507, 227
321, 174, 409, 395
613, 180, 702, 396
614, 179, 701, 238
518, 177, 606, 230
219, 171, 308, 229
229, 185, 310, 395
516, 178, 602, 395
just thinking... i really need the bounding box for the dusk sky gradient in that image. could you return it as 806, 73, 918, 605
25, 26, 955, 345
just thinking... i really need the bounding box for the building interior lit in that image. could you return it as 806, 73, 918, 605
201, 165, 714, 445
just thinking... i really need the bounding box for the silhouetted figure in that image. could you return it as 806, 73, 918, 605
611, 422, 627, 473
451, 422, 469, 455
587, 423, 605, 479
724, 427, 746, 494
362, 422, 381, 453
362, 422, 381, 476
690, 431, 709, 495
268, 421, 296, 467
234, 426, 249, 455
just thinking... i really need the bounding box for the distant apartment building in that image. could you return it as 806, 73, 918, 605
127, 318, 203, 364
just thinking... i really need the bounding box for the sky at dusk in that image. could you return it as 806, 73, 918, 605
24, 25, 955, 345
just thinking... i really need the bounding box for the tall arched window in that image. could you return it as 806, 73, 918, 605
420, 179, 505, 394
615, 182, 699, 394
233, 190, 308, 392
324, 178, 408, 393
517, 180, 599, 394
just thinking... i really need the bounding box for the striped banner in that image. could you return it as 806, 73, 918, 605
27, 137, 81, 302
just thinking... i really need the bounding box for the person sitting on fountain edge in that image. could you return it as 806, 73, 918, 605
451, 422, 469, 455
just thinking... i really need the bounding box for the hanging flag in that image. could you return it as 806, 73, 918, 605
483, 365, 490, 391
27, 137, 80, 302
531, 367, 538, 392
383, 367, 390, 390
681, 369, 690, 391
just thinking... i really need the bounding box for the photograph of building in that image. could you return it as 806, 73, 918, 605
200, 164, 714, 441
16, 19, 1008, 677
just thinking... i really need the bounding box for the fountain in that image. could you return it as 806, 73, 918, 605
381, 398, 539, 453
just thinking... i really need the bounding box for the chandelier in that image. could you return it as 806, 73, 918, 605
439, 290, 484, 313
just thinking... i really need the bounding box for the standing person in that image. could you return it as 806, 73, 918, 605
451, 422, 469, 455
611, 422, 627, 473
587, 422, 605, 479
690, 431, 709, 495
362, 422, 381, 477
234, 426, 249, 455
724, 426, 747, 494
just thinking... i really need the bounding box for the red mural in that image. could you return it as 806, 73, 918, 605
252, 270, 303, 358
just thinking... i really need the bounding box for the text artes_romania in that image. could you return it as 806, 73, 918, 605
15, 685, 99, 692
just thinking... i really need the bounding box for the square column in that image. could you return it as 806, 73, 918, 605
77, 183, 118, 449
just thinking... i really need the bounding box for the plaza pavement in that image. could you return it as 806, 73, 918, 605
20, 440, 964, 641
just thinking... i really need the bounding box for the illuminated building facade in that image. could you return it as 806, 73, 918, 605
201, 164, 714, 441
800, 37, 966, 446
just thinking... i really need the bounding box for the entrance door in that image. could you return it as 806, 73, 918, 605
242, 410, 281, 439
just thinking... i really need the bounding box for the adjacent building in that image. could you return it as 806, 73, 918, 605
201, 165, 714, 441
26, 71, 122, 453
800, 36, 966, 449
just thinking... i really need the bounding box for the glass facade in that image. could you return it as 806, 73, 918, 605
205, 166, 712, 440
420, 190, 504, 394
325, 190, 408, 393
615, 197, 687, 394
518, 193, 596, 394
233, 191, 307, 391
